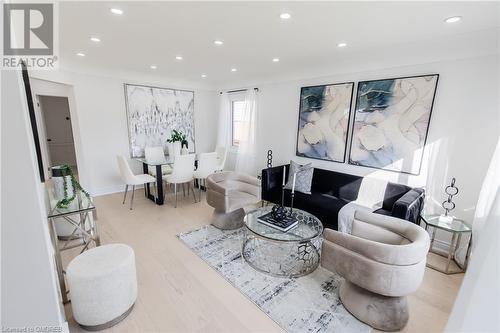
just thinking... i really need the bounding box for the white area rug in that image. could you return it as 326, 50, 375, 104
178, 225, 370, 333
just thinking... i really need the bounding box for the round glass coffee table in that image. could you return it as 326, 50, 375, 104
242, 206, 323, 278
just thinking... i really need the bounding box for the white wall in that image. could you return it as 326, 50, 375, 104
1, 71, 67, 330
251, 54, 499, 247
445, 140, 500, 333
29, 71, 219, 196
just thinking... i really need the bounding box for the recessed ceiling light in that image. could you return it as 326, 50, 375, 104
150, 65, 157, 69
201, 74, 207, 78
110, 8, 123, 15
175, 55, 183, 60
90, 36, 101, 43
214, 40, 224, 45
280, 13, 291, 20
445, 16, 462, 23
272, 58, 280, 62
76, 52, 85, 57
337, 42, 347, 48
231, 68, 237, 72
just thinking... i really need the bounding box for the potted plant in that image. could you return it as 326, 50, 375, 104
52, 165, 90, 208
51, 165, 91, 238
166, 130, 188, 156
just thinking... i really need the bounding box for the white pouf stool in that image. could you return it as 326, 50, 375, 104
67, 244, 137, 330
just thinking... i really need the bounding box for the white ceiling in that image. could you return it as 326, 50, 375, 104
59, 1, 500, 87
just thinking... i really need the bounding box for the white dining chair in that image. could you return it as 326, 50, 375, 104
145, 146, 172, 176
193, 152, 218, 197
117, 155, 156, 210
215, 146, 227, 172
163, 154, 197, 208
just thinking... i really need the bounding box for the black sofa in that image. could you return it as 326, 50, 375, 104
261, 164, 425, 230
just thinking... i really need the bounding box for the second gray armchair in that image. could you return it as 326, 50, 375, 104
206, 172, 261, 229
321, 210, 430, 331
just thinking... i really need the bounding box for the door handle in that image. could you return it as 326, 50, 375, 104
47, 139, 52, 142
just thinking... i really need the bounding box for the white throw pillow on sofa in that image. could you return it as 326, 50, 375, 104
284, 160, 314, 194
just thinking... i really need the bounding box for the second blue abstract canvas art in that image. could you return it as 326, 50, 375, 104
349, 75, 439, 174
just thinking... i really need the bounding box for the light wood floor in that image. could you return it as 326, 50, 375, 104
64, 189, 463, 333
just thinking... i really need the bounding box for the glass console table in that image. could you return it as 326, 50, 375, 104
243, 206, 323, 278
48, 190, 100, 303
420, 213, 472, 274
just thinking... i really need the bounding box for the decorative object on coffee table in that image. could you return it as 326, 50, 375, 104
349, 74, 439, 174
243, 206, 323, 277
296, 82, 354, 163
420, 213, 472, 274
260, 164, 305, 231
440, 177, 459, 223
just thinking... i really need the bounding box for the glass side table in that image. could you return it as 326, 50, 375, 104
420, 214, 472, 274
48, 190, 100, 303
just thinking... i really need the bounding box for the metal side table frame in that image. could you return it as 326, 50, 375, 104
420, 214, 472, 275
48, 191, 100, 303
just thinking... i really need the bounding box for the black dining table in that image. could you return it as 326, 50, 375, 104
135, 155, 198, 205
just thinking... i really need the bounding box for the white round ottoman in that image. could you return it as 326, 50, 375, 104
67, 244, 137, 331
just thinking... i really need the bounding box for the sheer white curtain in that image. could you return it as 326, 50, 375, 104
235, 89, 258, 176
216, 93, 232, 148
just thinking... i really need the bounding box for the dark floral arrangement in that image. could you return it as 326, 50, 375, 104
166, 129, 188, 148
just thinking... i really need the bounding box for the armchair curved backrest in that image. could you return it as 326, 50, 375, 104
321, 211, 429, 297
206, 171, 261, 213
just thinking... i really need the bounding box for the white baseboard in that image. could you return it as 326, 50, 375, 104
62, 321, 69, 333
426, 233, 470, 266
91, 184, 145, 197
430, 238, 451, 255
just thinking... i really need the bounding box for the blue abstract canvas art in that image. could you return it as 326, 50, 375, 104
296, 83, 354, 162
349, 75, 439, 174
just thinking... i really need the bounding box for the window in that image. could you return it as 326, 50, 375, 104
231, 100, 245, 146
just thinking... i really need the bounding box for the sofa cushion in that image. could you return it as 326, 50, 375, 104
312, 168, 361, 199
373, 208, 392, 217
284, 190, 348, 229
284, 160, 314, 194
382, 183, 412, 211
337, 178, 363, 202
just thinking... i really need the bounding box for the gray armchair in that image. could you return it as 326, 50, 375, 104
321, 210, 430, 331
206, 172, 261, 229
